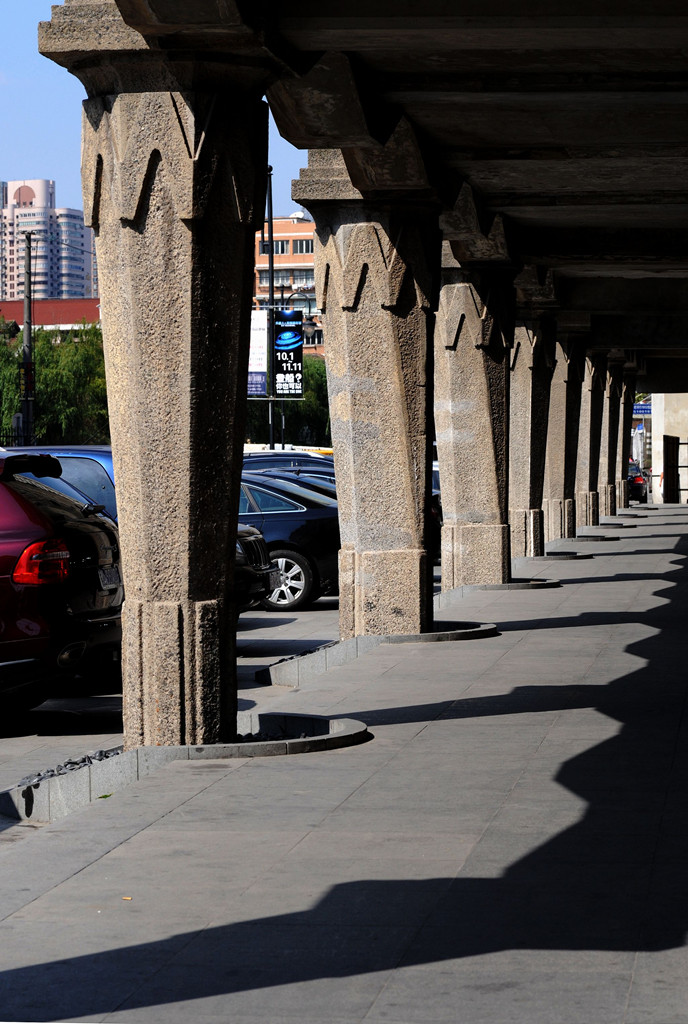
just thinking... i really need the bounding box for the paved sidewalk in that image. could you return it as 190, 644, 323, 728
1, 507, 688, 1023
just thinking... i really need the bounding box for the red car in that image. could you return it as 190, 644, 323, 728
0, 452, 123, 709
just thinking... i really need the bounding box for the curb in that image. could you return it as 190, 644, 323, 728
257, 586, 504, 687
0, 714, 369, 824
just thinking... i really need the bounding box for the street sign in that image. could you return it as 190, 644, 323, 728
273, 309, 304, 400
633, 402, 651, 415
248, 310, 268, 396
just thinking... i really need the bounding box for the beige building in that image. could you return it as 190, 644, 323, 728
253, 212, 322, 351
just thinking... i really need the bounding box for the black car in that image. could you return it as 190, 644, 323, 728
251, 465, 441, 563
248, 467, 338, 499
235, 524, 280, 612
0, 453, 123, 708
240, 472, 340, 610
243, 451, 335, 473
628, 462, 649, 503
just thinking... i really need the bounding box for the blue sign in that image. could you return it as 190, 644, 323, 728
247, 371, 267, 396
633, 403, 651, 416
273, 309, 304, 400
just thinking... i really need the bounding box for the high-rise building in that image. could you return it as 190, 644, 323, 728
0, 179, 97, 301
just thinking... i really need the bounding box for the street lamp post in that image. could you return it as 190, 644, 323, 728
21, 232, 34, 445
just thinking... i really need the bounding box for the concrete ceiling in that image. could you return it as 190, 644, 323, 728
56, 3, 688, 388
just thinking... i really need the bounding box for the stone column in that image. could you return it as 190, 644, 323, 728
296, 153, 440, 639
616, 371, 636, 508
508, 318, 556, 557
575, 354, 607, 528
83, 92, 267, 747
599, 361, 624, 517
542, 339, 585, 542
41, 3, 270, 746
435, 246, 514, 588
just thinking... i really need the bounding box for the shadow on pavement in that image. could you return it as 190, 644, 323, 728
3, 532, 688, 1019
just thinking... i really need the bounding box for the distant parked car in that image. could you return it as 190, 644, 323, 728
628, 461, 649, 503
243, 450, 335, 474
4, 445, 116, 521
0, 452, 123, 708
249, 467, 338, 499
240, 472, 340, 610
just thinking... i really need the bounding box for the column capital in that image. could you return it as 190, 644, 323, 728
39, 0, 279, 96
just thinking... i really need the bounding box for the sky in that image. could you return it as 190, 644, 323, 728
1, 4, 308, 217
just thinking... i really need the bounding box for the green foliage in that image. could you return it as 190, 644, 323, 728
245, 355, 331, 447
0, 321, 110, 443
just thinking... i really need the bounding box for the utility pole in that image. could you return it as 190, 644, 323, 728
21, 232, 34, 445
267, 166, 275, 450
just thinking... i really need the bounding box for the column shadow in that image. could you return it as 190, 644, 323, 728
2, 541, 688, 1019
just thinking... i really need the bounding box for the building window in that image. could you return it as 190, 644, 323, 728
293, 239, 314, 254
262, 240, 289, 255
293, 270, 315, 287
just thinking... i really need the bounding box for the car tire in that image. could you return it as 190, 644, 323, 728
261, 549, 318, 611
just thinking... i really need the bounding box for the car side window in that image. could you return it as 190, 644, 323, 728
247, 485, 303, 513
238, 486, 252, 515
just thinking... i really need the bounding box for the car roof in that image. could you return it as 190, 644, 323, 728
242, 471, 338, 507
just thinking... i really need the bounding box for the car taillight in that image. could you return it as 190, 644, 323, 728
633, 476, 645, 484
12, 538, 70, 585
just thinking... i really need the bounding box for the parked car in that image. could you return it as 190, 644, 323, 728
243, 450, 335, 473
240, 472, 340, 610
4, 445, 117, 521
628, 461, 649, 503
6, 446, 279, 613
252, 463, 441, 562
248, 467, 338, 499
0, 452, 123, 708
234, 524, 281, 612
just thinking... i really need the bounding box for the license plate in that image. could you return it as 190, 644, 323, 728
268, 569, 281, 590
98, 565, 122, 590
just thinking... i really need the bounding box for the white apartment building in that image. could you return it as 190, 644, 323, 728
0, 179, 97, 301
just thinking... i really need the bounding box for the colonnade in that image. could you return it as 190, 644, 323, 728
38, 6, 637, 746
296, 153, 636, 629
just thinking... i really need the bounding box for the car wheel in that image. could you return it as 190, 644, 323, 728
261, 550, 317, 611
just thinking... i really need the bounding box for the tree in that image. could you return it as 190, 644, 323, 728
245, 355, 331, 447
0, 321, 110, 443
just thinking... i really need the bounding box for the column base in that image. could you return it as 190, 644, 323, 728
441, 523, 510, 590
575, 490, 600, 528
122, 598, 231, 749
543, 498, 577, 542
338, 547, 430, 640
509, 508, 545, 558
616, 479, 629, 509
601, 483, 617, 517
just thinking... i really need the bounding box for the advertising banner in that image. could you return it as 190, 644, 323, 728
273, 309, 304, 400
248, 309, 268, 397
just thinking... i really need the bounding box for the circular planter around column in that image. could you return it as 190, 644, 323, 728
463, 579, 561, 591
570, 535, 621, 542
381, 621, 499, 644
530, 552, 593, 560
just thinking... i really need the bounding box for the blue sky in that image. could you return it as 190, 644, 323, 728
1, 4, 307, 217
